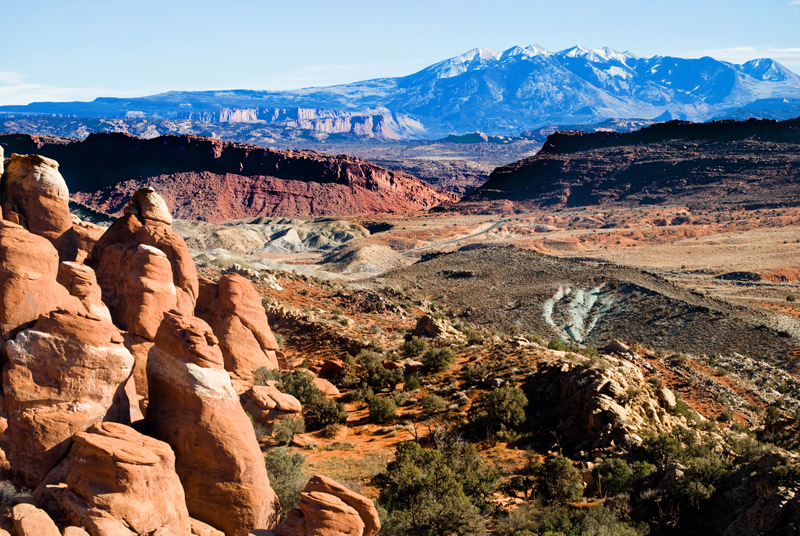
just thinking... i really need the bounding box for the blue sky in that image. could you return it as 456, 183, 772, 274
1, 0, 799, 104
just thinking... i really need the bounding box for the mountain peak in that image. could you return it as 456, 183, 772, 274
742, 58, 796, 81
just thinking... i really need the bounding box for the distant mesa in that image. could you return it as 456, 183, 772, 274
458, 116, 800, 211
0, 132, 455, 221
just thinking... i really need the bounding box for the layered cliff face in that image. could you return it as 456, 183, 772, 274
462, 117, 800, 209
0, 133, 454, 221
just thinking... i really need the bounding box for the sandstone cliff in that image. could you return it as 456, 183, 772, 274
0, 133, 454, 221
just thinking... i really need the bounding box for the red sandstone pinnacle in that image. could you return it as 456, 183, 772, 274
1, 153, 78, 261
146, 311, 280, 536
196, 275, 281, 378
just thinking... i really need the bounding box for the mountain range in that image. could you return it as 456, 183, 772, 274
3, 45, 800, 139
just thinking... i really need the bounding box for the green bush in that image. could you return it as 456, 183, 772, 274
548, 338, 566, 351
469, 386, 528, 433
265, 447, 306, 517
638, 433, 683, 465
404, 375, 421, 391
420, 394, 447, 416
497, 503, 648, 536
376, 442, 496, 536
273, 416, 305, 445
304, 395, 347, 430
462, 364, 489, 386
358, 350, 403, 391
369, 396, 397, 423
422, 347, 456, 372
279, 370, 319, 405
400, 336, 427, 357
595, 458, 633, 497
535, 455, 584, 503
253, 367, 280, 386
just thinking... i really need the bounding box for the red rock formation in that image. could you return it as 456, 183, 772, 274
11, 504, 60, 536
72, 219, 107, 264
276, 475, 380, 536
0, 220, 81, 338
2, 309, 134, 487
146, 311, 279, 535
91, 188, 198, 316
57, 261, 111, 321
34, 422, 192, 536
1, 154, 77, 260
240, 382, 302, 433
196, 275, 280, 378
0, 133, 455, 220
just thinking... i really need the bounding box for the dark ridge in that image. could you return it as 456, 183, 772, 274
462, 116, 800, 209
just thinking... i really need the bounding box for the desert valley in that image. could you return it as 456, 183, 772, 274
1, 17, 800, 536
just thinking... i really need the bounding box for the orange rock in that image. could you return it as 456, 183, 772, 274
1, 154, 77, 261
303, 476, 380, 536
241, 382, 302, 433
190, 519, 225, 536
90, 189, 198, 316
146, 311, 280, 535
35, 422, 192, 536
62, 527, 90, 536
95, 243, 180, 339
275, 475, 380, 536
3, 309, 134, 487
196, 275, 280, 378
313, 377, 340, 398
72, 219, 107, 264
277, 492, 364, 536
11, 504, 60, 536
0, 220, 81, 338
123, 333, 155, 414
57, 261, 111, 321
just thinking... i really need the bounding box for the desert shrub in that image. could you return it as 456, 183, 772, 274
369, 396, 397, 423
400, 336, 427, 357
0, 480, 18, 506
277, 370, 346, 430
274, 332, 285, 350
422, 347, 456, 372
631, 460, 657, 487
404, 375, 421, 391
273, 416, 305, 445
638, 433, 683, 465
376, 441, 496, 536
669, 453, 730, 509
279, 370, 319, 405
358, 350, 403, 391
548, 338, 566, 351
421, 394, 447, 416
469, 386, 528, 434
595, 458, 633, 497
265, 447, 306, 517
496, 503, 648, 536
535, 455, 584, 503
253, 367, 280, 386
465, 330, 484, 345
788, 294, 797, 302
462, 364, 489, 386
304, 396, 347, 430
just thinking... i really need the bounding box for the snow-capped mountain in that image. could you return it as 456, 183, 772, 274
3, 45, 800, 138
